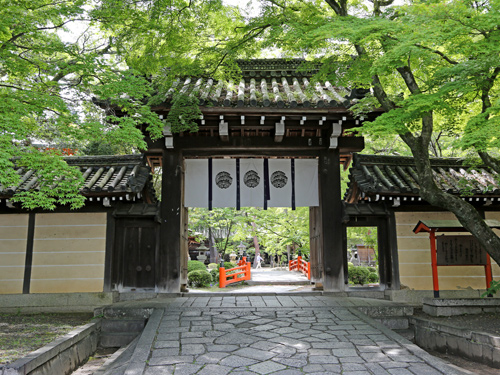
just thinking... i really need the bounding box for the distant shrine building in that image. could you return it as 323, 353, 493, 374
1, 59, 500, 304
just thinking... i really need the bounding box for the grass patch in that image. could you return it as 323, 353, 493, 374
0, 312, 93, 365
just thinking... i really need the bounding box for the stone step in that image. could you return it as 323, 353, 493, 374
180, 291, 323, 297
373, 316, 410, 330
118, 292, 159, 302
347, 290, 386, 300
357, 305, 414, 317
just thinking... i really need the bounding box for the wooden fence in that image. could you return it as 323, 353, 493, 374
219, 260, 251, 288
289, 255, 311, 280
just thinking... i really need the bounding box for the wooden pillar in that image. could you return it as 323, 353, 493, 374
180, 207, 189, 292
158, 149, 183, 293
319, 149, 344, 291
387, 212, 401, 290
309, 206, 323, 283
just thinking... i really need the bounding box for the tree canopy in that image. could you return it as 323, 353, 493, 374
2, 0, 500, 264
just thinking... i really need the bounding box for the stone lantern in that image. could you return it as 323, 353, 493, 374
196, 243, 209, 263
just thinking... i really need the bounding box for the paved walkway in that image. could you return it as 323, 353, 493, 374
248, 267, 310, 285
117, 296, 469, 375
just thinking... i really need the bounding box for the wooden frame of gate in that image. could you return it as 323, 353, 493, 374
147, 126, 368, 293
137, 60, 387, 293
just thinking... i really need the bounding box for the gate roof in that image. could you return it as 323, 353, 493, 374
157, 59, 366, 109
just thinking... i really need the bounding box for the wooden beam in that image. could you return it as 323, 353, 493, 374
145, 135, 364, 157
219, 116, 228, 141
275, 121, 285, 143
330, 122, 343, 149
176, 136, 325, 152
152, 105, 383, 116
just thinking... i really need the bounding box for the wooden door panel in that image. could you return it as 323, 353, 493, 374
114, 218, 158, 289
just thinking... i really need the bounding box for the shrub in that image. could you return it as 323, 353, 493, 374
368, 272, 379, 283
209, 268, 219, 284
482, 279, 500, 297
187, 270, 212, 288
367, 266, 377, 273
187, 260, 206, 273
220, 262, 237, 270
348, 266, 370, 285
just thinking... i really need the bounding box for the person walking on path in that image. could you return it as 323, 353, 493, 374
255, 254, 264, 268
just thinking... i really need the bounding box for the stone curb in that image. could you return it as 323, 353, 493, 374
410, 316, 500, 369
410, 317, 473, 339
124, 308, 164, 375
423, 298, 500, 317
0, 320, 101, 375
349, 307, 471, 375
185, 291, 322, 297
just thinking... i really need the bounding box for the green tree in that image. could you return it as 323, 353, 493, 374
0, 0, 164, 209
189, 207, 310, 265
219, 0, 500, 264
189, 207, 248, 259
241, 207, 310, 260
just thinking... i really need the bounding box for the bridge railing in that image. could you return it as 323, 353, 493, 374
289, 255, 311, 280
219, 260, 251, 288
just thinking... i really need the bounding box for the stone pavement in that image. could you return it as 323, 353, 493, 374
118, 295, 470, 375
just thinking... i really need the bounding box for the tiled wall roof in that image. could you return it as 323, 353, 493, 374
1, 154, 152, 197
346, 154, 500, 203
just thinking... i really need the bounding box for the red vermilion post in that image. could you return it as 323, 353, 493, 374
246, 262, 251, 281
307, 262, 311, 280
430, 230, 439, 298
485, 253, 493, 291
219, 267, 226, 288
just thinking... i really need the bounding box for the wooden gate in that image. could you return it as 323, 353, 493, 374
112, 218, 159, 290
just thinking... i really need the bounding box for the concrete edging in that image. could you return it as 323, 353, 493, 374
422, 298, 500, 316
410, 316, 500, 369
349, 308, 471, 375
385, 289, 499, 305
123, 308, 164, 375
0, 320, 101, 375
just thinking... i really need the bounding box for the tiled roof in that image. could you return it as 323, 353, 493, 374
1, 154, 153, 197
162, 59, 367, 109
345, 154, 500, 204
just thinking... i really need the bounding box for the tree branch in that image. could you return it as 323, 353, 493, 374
324, 0, 347, 16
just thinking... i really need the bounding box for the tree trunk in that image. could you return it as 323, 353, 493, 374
251, 221, 261, 268
209, 227, 217, 264
408, 138, 500, 265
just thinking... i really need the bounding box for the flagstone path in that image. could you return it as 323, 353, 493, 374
117, 295, 469, 375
